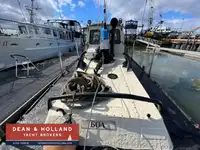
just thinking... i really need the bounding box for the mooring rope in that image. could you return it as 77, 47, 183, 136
61, 71, 112, 108
63, 71, 111, 95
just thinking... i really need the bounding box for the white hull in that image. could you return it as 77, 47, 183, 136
45, 55, 173, 149
0, 36, 81, 70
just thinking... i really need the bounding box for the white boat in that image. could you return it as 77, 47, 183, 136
0, 1, 82, 71
44, 16, 174, 150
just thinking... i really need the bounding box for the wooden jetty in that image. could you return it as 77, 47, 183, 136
136, 36, 200, 59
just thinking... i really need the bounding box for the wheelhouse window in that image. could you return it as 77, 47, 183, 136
53, 29, 58, 37
18, 26, 27, 34
75, 31, 81, 38
34, 27, 39, 34
66, 31, 68, 40
69, 32, 71, 40
89, 29, 100, 44
72, 32, 74, 41
43, 28, 51, 35
59, 30, 66, 40
28, 26, 34, 35
63, 31, 66, 40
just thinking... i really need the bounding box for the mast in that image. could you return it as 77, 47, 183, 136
103, 0, 107, 29
26, 0, 41, 23
30, 0, 34, 23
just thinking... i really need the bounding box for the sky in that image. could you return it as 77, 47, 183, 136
0, 0, 199, 32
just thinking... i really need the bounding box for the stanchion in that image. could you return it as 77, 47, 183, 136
58, 49, 64, 76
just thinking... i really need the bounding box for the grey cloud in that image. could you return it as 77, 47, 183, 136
0, 0, 61, 23
95, 0, 200, 31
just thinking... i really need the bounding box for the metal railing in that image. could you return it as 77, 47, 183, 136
137, 36, 162, 46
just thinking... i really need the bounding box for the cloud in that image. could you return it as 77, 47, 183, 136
1, 0, 199, 33
58, 0, 72, 6
78, 1, 85, 7
0, 0, 60, 23
0, 0, 78, 24
70, 3, 76, 11
94, 0, 200, 31
70, 14, 76, 19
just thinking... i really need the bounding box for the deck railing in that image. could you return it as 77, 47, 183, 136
137, 36, 162, 46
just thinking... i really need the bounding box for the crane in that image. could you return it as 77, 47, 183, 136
147, 0, 154, 29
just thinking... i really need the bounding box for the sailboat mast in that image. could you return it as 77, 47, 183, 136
103, 0, 106, 28
30, 0, 34, 23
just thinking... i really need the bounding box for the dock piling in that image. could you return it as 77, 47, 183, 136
175, 44, 181, 49
186, 44, 191, 51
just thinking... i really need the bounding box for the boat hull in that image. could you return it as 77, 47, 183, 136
44, 55, 174, 150
0, 36, 80, 70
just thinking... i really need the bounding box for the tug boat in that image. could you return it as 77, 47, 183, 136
44, 16, 173, 150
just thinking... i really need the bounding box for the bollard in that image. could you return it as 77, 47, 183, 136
190, 44, 197, 51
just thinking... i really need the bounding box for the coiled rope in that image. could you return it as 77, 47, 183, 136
62, 71, 112, 107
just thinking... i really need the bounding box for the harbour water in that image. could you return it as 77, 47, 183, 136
132, 46, 200, 124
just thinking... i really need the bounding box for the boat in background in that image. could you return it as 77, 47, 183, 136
0, 0, 83, 71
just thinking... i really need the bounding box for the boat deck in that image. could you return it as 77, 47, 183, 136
45, 56, 173, 150
1, 54, 200, 149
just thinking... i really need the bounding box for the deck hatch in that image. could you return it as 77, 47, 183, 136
107, 73, 118, 79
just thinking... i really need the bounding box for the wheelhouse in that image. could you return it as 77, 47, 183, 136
84, 23, 124, 55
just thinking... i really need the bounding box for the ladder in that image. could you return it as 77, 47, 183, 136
10, 54, 39, 78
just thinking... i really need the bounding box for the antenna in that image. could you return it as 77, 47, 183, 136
159, 12, 163, 30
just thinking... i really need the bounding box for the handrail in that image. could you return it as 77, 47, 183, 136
10, 54, 27, 59
47, 92, 163, 111
137, 36, 162, 45
0, 17, 73, 32
0, 17, 22, 24
10, 54, 39, 72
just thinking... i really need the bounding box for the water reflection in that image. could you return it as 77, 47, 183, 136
132, 49, 200, 123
